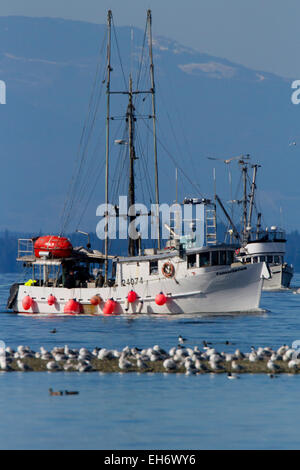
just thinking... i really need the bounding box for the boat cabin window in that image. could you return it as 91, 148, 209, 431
253, 256, 258, 263
260, 256, 266, 262
219, 251, 226, 265
199, 250, 234, 267
245, 257, 251, 263
269, 230, 286, 242
211, 251, 218, 266
187, 254, 197, 269
267, 255, 273, 264
274, 255, 280, 264
199, 252, 210, 267
149, 260, 158, 275
226, 251, 234, 265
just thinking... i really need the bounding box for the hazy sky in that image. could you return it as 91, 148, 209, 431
0, 0, 299, 78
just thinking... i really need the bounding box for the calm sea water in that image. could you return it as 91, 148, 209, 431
1, 272, 300, 450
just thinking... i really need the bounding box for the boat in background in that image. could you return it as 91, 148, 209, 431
237, 226, 293, 290
227, 160, 293, 290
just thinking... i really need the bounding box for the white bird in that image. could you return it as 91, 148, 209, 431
98, 348, 111, 360
231, 361, 243, 372
185, 367, 196, 375
78, 364, 92, 372
17, 360, 32, 371
195, 359, 204, 371
267, 360, 279, 372
283, 349, 294, 361
248, 352, 257, 363
169, 347, 177, 357
207, 154, 250, 164
41, 352, 53, 361
136, 358, 148, 369
0, 347, 6, 370
163, 358, 177, 371
150, 353, 160, 362
210, 353, 222, 363
270, 353, 280, 362
54, 353, 67, 362
277, 345, 288, 356
46, 361, 59, 371
209, 360, 224, 371
118, 358, 132, 370
234, 349, 245, 360
288, 360, 298, 370
225, 353, 235, 362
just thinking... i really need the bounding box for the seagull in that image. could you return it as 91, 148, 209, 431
267, 360, 280, 372
207, 154, 250, 164
17, 360, 32, 371
163, 358, 177, 371
50, 329, 57, 334
289, 141, 297, 146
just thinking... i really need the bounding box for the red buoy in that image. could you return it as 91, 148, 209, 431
90, 295, 101, 306
103, 298, 116, 315
64, 299, 81, 315
155, 292, 167, 306
127, 290, 137, 303
47, 294, 57, 306
22, 295, 33, 311
34, 235, 73, 258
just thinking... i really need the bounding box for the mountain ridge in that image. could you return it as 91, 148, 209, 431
0, 15, 298, 235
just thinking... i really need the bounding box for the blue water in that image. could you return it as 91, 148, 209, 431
1, 272, 300, 449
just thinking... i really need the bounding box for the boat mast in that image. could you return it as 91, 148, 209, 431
104, 10, 112, 282
256, 212, 262, 239
127, 75, 138, 257
147, 10, 161, 250
215, 194, 241, 242
242, 162, 248, 244
247, 164, 260, 241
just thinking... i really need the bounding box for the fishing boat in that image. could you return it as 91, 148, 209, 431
7, 11, 268, 315
227, 159, 293, 290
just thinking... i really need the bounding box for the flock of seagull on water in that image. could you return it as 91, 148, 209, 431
0, 336, 299, 382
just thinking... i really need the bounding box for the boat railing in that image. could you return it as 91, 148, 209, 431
18, 238, 34, 258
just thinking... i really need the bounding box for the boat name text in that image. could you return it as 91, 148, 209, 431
216, 266, 247, 276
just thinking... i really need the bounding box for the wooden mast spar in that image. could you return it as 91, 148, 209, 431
104, 10, 112, 282
105, 10, 160, 262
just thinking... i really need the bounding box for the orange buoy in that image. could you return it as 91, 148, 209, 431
103, 298, 116, 315
155, 292, 167, 306
64, 299, 81, 315
90, 295, 101, 306
47, 294, 57, 306
34, 235, 73, 258
22, 295, 33, 311
127, 290, 137, 303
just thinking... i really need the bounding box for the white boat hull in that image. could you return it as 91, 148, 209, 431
262, 263, 294, 291
12, 262, 265, 315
